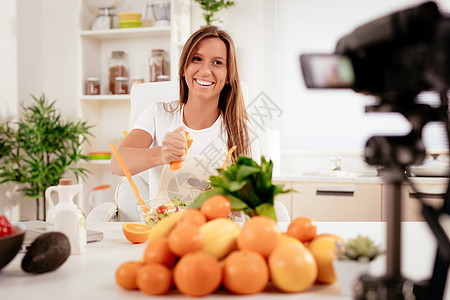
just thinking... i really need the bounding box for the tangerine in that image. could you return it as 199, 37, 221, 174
200, 195, 232, 220
122, 223, 152, 244
268, 243, 318, 293
315, 233, 343, 242
115, 261, 143, 290
286, 216, 317, 243
177, 209, 207, 227
143, 237, 177, 268
223, 250, 269, 295
168, 223, 204, 256
173, 251, 222, 297
280, 233, 303, 246
237, 216, 281, 258
136, 263, 172, 295
308, 236, 339, 284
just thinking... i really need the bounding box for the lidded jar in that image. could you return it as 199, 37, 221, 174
149, 49, 169, 82
114, 76, 129, 94
86, 77, 100, 95
108, 51, 128, 94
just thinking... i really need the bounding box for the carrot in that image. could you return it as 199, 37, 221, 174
109, 144, 148, 213
170, 131, 193, 171
221, 145, 237, 170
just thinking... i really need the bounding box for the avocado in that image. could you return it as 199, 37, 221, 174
21, 231, 71, 274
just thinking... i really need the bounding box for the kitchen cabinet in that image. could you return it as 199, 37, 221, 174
274, 175, 447, 222
291, 181, 383, 221
77, 0, 191, 212
381, 181, 446, 221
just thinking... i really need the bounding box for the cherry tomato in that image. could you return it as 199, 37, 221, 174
157, 205, 167, 214
0, 215, 13, 237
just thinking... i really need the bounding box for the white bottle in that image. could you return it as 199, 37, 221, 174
46, 178, 87, 255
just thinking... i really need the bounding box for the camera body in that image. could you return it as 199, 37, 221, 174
301, 1, 450, 99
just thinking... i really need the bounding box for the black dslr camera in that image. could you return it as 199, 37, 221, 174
301, 2, 449, 300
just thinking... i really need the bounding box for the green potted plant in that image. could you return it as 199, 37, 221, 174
0, 94, 92, 221
194, 0, 235, 26
189, 156, 295, 221
333, 235, 384, 296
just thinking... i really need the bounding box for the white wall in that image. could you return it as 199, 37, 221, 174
0, 1, 19, 118
1, 0, 79, 221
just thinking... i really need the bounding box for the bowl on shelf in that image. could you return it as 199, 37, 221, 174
119, 20, 142, 28
0, 224, 26, 270
118, 12, 142, 28
117, 12, 142, 22
88, 152, 112, 160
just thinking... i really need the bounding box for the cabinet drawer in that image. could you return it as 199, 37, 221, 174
381, 184, 445, 221
292, 182, 382, 221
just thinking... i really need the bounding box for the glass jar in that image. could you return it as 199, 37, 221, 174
114, 77, 129, 94
109, 51, 128, 94
149, 49, 169, 82
86, 77, 100, 95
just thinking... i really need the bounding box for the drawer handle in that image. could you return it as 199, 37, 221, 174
410, 193, 444, 199
316, 186, 355, 197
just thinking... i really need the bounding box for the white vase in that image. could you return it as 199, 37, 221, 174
333, 259, 373, 297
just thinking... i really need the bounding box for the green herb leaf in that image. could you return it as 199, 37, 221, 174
190, 155, 296, 221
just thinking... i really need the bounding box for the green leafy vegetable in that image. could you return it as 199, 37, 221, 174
189, 156, 295, 221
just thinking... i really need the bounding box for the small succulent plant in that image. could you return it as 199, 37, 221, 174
336, 235, 383, 262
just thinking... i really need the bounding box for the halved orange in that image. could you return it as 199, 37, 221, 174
123, 223, 153, 244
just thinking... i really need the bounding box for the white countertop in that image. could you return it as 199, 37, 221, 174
1, 221, 449, 299
274, 172, 449, 186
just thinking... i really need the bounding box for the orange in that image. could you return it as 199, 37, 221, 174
168, 223, 204, 256
308, 236, 339, 284
223, 250, 269, 295
173, 251, 222, 297
315, 233, 343, 242
136, 263, 172, 295
143, 237, 177, 268
286, 216, 317, 243
268, 243, 318, 293
122, 223, 152, 244
177, 209, 207, 227
200, 195, 232, 220
237, 216, 281, 258
115, 261, 143, 290
280, 233, 303, 246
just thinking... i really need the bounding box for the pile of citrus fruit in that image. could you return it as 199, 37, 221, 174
116, 195, 342, 296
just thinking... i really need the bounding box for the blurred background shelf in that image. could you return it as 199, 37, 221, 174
80, 26, 171, 40
81, 95, 130, 102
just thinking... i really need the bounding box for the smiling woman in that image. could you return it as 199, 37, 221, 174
111, 25, 261, 206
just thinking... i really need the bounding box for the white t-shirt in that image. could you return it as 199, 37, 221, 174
132, 101, 261, 200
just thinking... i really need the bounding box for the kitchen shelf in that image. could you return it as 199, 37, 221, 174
86, 160, 111, 165
81, 95, 130, 102
80, 26, 171, 40
77, 0, 191, 213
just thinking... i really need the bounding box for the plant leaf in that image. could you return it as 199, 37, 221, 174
255, 203, 277, 221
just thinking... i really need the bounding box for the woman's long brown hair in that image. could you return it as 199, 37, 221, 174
178, 26, 251, 162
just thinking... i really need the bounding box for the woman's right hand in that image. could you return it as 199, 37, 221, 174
160, 126, 187, 165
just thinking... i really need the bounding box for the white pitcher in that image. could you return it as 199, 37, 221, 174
46, 178, 86, 255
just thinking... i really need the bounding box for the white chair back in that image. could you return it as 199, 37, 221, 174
129, 81, 179, 129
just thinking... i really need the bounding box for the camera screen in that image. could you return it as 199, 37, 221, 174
300, 54, 355, 88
